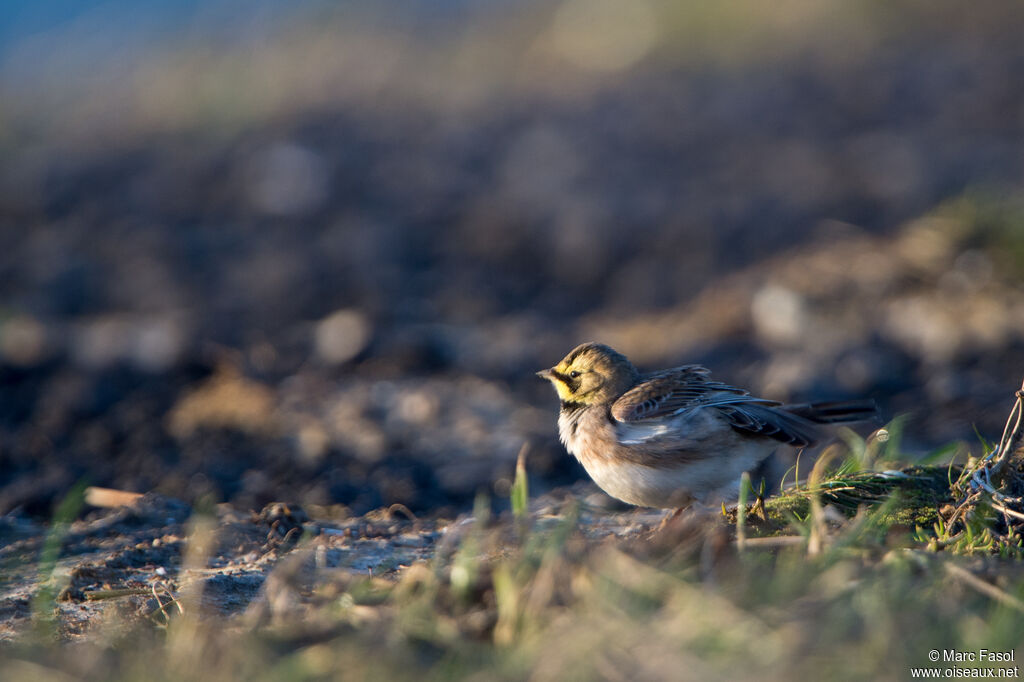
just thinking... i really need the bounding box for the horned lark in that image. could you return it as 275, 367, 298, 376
538, 342, 875, 508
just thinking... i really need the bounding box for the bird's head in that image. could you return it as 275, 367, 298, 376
537, 342, 639, 406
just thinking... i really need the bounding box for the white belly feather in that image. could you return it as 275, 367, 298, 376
576, 445, 769, 507
559, 406, 775, 508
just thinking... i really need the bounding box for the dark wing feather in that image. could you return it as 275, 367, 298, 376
611, 366, 758, 422
611, 366, 820, 447
714, 404, 819, 447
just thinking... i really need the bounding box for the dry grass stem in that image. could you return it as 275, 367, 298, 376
944, 562, 1024, 613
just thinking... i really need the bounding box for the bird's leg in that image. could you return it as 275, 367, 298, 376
751, 494, 767, 521
655, 506, 686, 533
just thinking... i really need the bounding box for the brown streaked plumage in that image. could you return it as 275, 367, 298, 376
537, 342, 876, 509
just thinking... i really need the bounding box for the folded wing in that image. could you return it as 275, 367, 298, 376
611, 366, 821, 448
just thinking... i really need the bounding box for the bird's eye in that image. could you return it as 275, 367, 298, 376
569, 370, 581, 378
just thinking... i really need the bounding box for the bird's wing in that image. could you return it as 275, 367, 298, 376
610, 366, 760, 421
611, 366, 819, 447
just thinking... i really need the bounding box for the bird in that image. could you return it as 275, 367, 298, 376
537, 342, 876, 509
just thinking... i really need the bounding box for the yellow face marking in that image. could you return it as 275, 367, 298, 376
549, 368, 577, 402
539, 357, 592, 403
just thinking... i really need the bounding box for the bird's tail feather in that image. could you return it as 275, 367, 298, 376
782, 399, 877, 424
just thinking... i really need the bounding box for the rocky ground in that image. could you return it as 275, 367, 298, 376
0, 485, 662, 642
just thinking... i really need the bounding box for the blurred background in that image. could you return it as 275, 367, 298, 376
2, 0, 1024, 517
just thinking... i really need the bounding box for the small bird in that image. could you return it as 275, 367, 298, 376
537, 342, 875, 509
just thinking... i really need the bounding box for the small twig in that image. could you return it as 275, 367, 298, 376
84, 486, 143, 508
84, 587, 152, 600
947, 378, 1024, 543
388, 503, 419, 523
990, 501, 1024, 523
149, 582, 184, 628
945, 562, 1024, 613
945, 491, 983, 532
987, 380, 1024, 480
280, 526, 301, 546
734, 536, 806, 548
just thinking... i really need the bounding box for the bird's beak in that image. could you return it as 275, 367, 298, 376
536, 368, 555, 381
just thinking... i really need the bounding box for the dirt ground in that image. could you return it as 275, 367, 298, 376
3, 0, 1024, 647
0, 485, 660, 642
